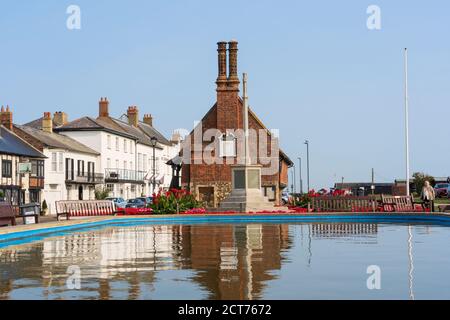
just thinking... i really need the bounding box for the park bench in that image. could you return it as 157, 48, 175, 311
380, 195, 423, 212
310, 196, 377, 213
55, 200, 119, 221
0, 202, 17, 227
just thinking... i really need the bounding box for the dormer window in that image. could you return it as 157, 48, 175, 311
219, 133, 236, 158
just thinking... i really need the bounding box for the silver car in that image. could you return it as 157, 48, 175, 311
106, 197, 127, 208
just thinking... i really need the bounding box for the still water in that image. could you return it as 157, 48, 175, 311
0, 222, 449, 300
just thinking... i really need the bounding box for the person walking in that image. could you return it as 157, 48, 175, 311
421, 180, 435, 212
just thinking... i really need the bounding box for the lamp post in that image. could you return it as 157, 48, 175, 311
298, 157, 303, 194
304, 140, 310, 192
150, 136, 158, 194
293, 164, 296, 194
404, 48, 410, 196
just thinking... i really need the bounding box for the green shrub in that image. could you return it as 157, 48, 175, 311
95, 187, 110, 200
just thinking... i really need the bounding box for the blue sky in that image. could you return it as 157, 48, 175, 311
1, 1, 449, 190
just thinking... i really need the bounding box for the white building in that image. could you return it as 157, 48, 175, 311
55, 98, 180, 199
16, 112, 102, 214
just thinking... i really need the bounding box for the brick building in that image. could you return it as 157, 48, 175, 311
181, 41, 293, 207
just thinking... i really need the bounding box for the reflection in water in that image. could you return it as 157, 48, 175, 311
0, 222, 449, 300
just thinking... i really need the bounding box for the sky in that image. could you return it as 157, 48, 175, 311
0, 0, 449, 191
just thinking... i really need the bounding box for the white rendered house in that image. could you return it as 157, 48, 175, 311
55, 98, 180, 199
16, 112, 102, 214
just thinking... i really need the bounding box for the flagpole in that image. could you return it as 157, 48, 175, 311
404, 48, 410, 196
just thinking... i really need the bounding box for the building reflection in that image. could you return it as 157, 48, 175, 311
0, 224, 292, 299
311, 223, 378, 239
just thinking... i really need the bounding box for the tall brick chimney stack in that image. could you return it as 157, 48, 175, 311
143, 114, 153, 126
227, 40, 240, 90
127, 106, 139, 127
0, 105, 13, 130
42, 112, 53, 133
216, 41, 228, 91
53, 111, 68, 126
215, 40, 241, 131
99, 97, 109, 118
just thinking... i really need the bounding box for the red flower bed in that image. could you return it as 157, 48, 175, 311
117, 207, 153, 215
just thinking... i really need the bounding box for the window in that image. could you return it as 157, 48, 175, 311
107, 135, 111, 149
51, 152, 57, 172
87, 162, 95, 181
143, 154, 147, 171
52, 152, 63, 172
124, 161, 127, 170
116, 160, 119, 169
138, 153, 143, 171
124, 140, 128, 153
58, 153, 63, 172
106, 184, 114, 193
107, 158, 111, 169
65, 158, 74, 181
77, 160, 85, 176
130, 161, 133, 170
130, 143, 134, 154
116, 137, 119, 151
31, 160, 45, 177
219, 133, 236, 157
2, 160, 12, 178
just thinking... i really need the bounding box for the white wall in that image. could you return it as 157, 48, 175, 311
43, 147, 100, 214
60, 129, 180, 198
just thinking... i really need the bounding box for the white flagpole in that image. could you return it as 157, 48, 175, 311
405, 48, 410, 196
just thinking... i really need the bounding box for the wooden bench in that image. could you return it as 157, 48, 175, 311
0, 202, 17, 227
310, 196, 378, 213
380, 195, 423, 212
55, 200, 119, 221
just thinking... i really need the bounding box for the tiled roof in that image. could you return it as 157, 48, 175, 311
55, 114, 171, 148
0, 126, 46, 158
23, 117, 57, 130
55, 116, 137, 140
118, 114, 172, 146
15, 125, 100, 155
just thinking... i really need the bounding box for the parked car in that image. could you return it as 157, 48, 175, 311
105, 197, 127, 208
135, 197, 153, 206
125, 198, 146, 208
434, 183, 450, 198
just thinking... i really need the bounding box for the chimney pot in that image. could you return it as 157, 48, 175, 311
127, 106, 139, 127
42, 112, 53, 133
53, 111, 68, 126
99, 97, 109, 117
227, 40, 240, 89
216, 41, 228, 91
143, 114, 153, 126
0, 105, 13, 130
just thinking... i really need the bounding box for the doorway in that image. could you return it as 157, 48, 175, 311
78, 186, 83, 200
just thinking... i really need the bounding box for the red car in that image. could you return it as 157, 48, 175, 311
434, 183, 450, 198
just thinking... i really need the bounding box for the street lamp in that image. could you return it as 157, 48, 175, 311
304, 140, 310, 192
150, 136, 158, 194
298, 157, 303, 194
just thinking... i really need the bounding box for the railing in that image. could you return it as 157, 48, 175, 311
105, 168, 146, 182
29, 177, 45, 189
66, 173, 104, 184
310, 196, 378, 212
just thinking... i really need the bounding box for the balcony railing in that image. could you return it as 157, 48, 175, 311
66, 173, 104, 184
105, 168, 146, 182
29, 177, 45, 189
